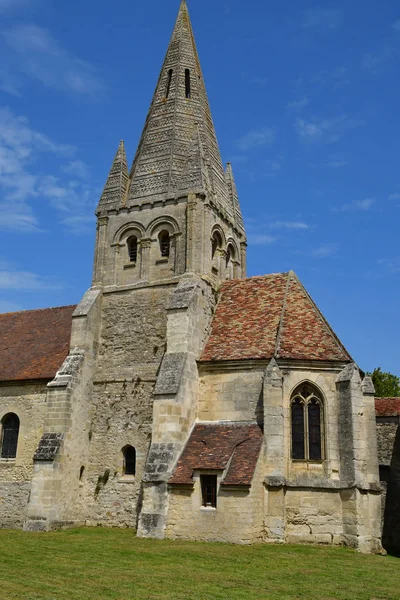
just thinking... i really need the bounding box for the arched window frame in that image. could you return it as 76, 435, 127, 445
290, 384, 325, 462
0, 413, 20, 460
122, 445, 136, 476
211, 231, 223, 260
127, 236, 138, 264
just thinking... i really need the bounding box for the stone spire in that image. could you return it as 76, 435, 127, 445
225, 162, 245, 234
125, 0, 235, 221
97, 140, 129, 215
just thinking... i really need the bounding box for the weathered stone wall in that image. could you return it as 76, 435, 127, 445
198, 366, 264, 423
166, 452, 264, 544
284, 489, 343, 545
376, 418, 400, 552
75, 285, 173, 526
0, 382, 47, 527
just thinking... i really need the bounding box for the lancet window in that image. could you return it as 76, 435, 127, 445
291, 384, 324, 461
1, 413, 20, 459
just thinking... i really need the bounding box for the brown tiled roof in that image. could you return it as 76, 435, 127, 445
201, 272, 351, 363
375, 398, 400, 417
169, 423, 263, 487
0, 305, 76, 382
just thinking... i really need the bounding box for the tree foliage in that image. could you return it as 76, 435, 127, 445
367, 368, 400, 398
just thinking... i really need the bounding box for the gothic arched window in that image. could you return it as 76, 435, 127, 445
1, 413, 20, 459
291, 384, 324, 461
225, 244, 236, 280
159, 231, 170, 258
127, 236, 138, 263
122, 445, 136, 476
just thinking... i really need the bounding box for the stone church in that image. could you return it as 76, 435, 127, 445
0, 1, 397, 554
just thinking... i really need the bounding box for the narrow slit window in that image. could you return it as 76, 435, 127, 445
201, 474, 217, 508
166, 69, 173, 98
185, 69, 191, 99
128, 236, 138, 263
1, 413, 20, 459
159, 231, 170, 258
123, 446, 136, 476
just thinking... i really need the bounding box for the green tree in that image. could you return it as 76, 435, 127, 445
367, 368, 400, 397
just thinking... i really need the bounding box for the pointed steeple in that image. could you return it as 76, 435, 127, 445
97, 141, 129, 215
125, 1, 235, 221
225, 163, 245, 235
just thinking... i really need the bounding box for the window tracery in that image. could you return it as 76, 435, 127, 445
290, 384, 324, 461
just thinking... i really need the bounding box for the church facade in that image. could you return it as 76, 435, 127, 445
0, 1, 390, 553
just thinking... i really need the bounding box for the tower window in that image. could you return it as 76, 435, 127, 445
123, 445, 136, 476
166, 69, 173, 98
211, 231, 222, 259
185, 69, 191, 99
127, 236, 138, 263
159, 231, 170, 258
291, 384, 324, 462
1, 413, 20, 459
201, 474, 217, 508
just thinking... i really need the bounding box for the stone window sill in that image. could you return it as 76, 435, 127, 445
118, 476, 136, 484
200, 506, 217, 512
0, 458, 16, 465
156, 258, 169, 265
124, 263, 137, 270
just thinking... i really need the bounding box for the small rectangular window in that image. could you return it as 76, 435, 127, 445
379, 465, 391, 484
201, 474, 217, 508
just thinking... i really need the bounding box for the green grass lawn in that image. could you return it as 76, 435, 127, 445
0, 528, 398, 600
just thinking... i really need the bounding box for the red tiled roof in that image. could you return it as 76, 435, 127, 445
375, 398, 400, 417
0, 305, 76, 382
169, 423, 263, 487
201, 272, 351, 363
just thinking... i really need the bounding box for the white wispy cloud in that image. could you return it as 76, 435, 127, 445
62, 160, 90, 180
269, 221, 309, 230
0, 24, 104, 96
389, 193, 400, 201
378, 257, 400, 274
334, 198, 375, 212
247, 234, 278, 246
237, 128, 275, 151
362, 47, 398, 71
295, 116, 361, 144
286, 97, 310, 112
302, 9, 342, 30
311, 244, 338, 258
0, 0, 31, 12
0, 270, 63, 290
61, 215, 94, 235
264, 159, 282, 178
393, 20, 400, 32
0, 106, 97, 233
326, 159, 348, 168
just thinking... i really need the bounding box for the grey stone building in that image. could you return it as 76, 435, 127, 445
0, 1, 395, 553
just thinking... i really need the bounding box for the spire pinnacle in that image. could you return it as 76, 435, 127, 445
97, 140, 129, 215
225, 163, 245, 234
125, 1, 235, 221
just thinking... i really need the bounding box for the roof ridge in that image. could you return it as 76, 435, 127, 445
274, 271, 292, 357
0, 304, 77, 317
291, 272, 352, 361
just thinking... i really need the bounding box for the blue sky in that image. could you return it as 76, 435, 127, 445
0, 0, 398, 375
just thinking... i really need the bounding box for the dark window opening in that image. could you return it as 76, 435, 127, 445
166, 69, 173, 98
1, 413, 20, 459
291, 384, 324, 462
379, 465, 391, 484
79, 466, 85, 480
212, 231, 222, 259
123, 446, 136, 476
185, 69, 191, 99
291, 400, 305, 460
308, 400, 322, 461
159, 231, 170, 258
128, 236, 138, 263
201, 474, 217, 508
